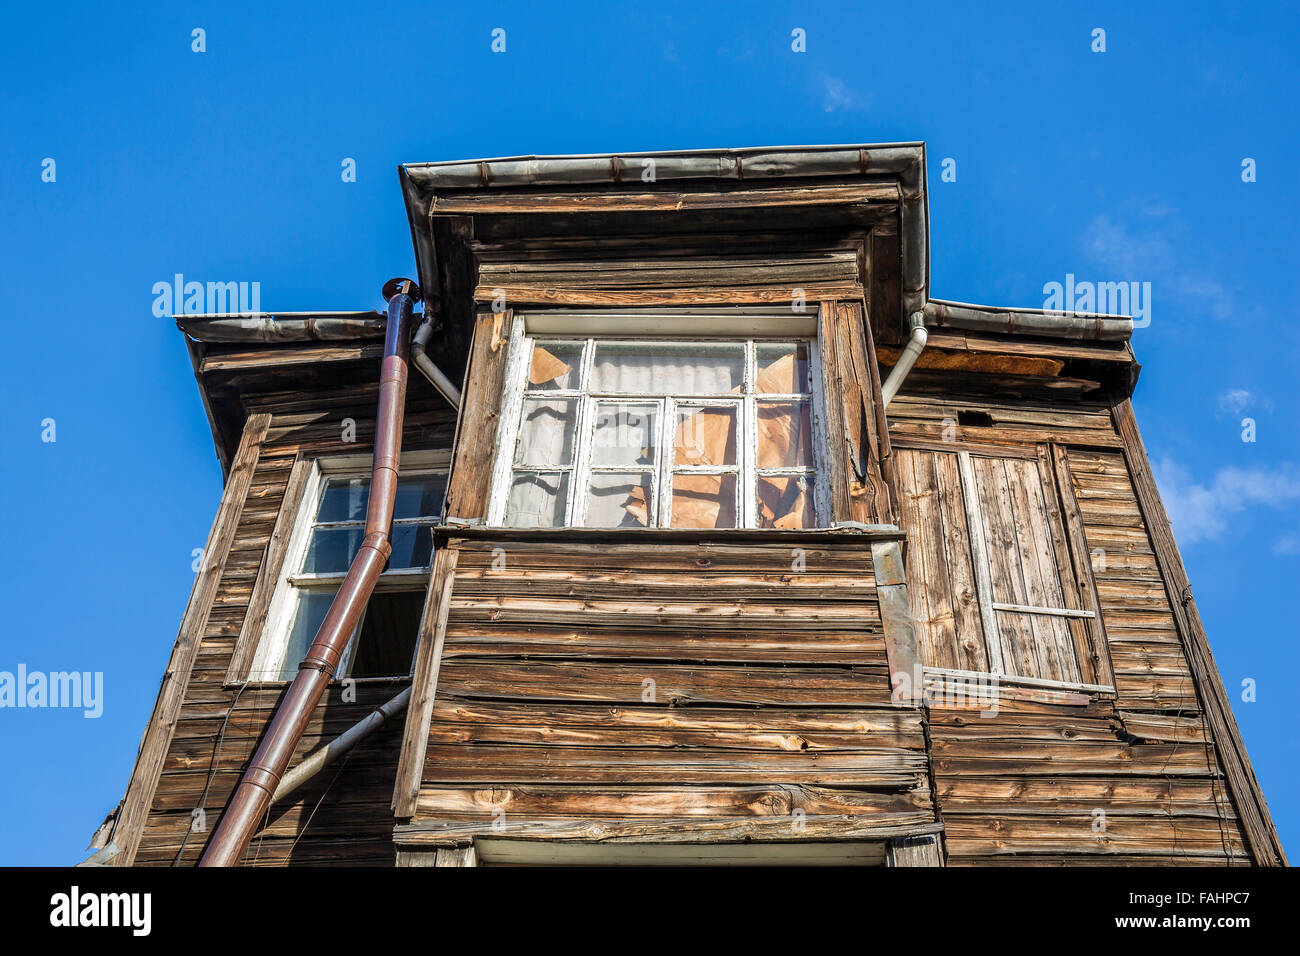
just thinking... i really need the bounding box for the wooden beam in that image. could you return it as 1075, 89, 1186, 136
108, 413, 271, 864
1047, 444, 1115, 689
818, 302, 850, 521
432, 182, 899, 215
1112, 398, 1286, 866
472, 283, 862, 307
391, 546, 460, 818
956, 451, 1005, 676
444, 311, 511, 521
870, 539, 923, 702
200, 342, 385, 373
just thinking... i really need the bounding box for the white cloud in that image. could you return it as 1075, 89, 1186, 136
1217, 388, 1254, 416
1080, 209, 1235, 322
817, 73, 872, 113
1273, 534, 1300, 555
1154, 457, 1300, 544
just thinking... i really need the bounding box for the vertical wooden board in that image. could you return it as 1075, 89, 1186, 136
907, 450, 959, 671
1003, 458, 1078, 683
869, 230, 902, 348
444, 310, 512, 521
817, 302, 851, 522
225, 455, 311, 683
887, 833, 943, 867
971, 457, 1040, 679
837, 301, 892, 523
894, 448, 988, 674
956, 452, 1005, 675
933, 452, 988, 673
392, 546, 460, 817
858, 295, 893, 474
435, 845, 478, 867
894, 450, 942, 668
110, 413, 271, 864
1046, 445, 1111, 688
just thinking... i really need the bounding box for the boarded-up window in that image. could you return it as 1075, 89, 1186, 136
895, 446, 1103, 688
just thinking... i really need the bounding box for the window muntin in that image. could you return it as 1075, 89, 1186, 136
496, 334, 821, 530
249, 464, 446, 682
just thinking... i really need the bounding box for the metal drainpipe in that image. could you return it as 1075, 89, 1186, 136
880, 311, 928, 407
199, 279, 418, 867
411, 316, 462, 409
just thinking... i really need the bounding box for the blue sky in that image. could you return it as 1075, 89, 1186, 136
1, 2, 1296, 865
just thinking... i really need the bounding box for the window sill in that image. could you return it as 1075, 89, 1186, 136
922, 665, 1116, 704
224, 674, 413, 691
440, 524, 906, 545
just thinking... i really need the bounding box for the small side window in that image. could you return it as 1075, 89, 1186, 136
247, 462, 446, 682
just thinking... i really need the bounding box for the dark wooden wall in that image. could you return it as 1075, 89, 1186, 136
122, 382, 456, 865
394, 532, 936, 854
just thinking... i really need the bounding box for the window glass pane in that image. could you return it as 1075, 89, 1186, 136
389, 523, 435, 570
505, 472, 570, 527
317, 477, 369, 523
585, 472, 654, 528
515, 398, 577, 467
529, 342, 583, 390
302, 527, 365, 574
394, 475, 446, 520
591, 342, 744, 395
755, 342, 810, 393
671, 474, 738, 529
348, 591, 425, 678
674, 405, 738, 466
277, 589, 336, 679
757, 475, 815, 529
592, 403, 658, 467
757, 402, 813, 468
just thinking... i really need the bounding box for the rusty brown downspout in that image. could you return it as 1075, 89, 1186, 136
199, 279, 418, 867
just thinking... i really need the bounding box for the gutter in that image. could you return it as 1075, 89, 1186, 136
925, 298, 1132, 342
175, 311, 387, 343
411, 315, 462, 409
198, 279, 419, 867
400, 143, 931, 330
881, 311, 928, 407
271, 687, 411, 805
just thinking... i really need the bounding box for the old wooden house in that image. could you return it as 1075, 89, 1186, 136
93, 143, 1285, 867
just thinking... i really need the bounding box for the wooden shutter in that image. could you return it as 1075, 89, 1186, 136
894, 447, 988, 673
896, 445, 1102, 687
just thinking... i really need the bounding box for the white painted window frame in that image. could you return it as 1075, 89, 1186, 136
486, 312, 829, 530
247, 449, 450, 683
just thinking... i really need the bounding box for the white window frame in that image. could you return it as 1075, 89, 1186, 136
486, 312, 829, 530
247, 450, 449, 683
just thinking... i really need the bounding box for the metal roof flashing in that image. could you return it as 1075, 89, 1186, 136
397, 143, 1131, 344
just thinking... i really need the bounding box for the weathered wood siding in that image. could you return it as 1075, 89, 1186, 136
890, 385, 1249, 864
397, 532, 936, 851
470, 231, 866, 306
126, 384, 456, 865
